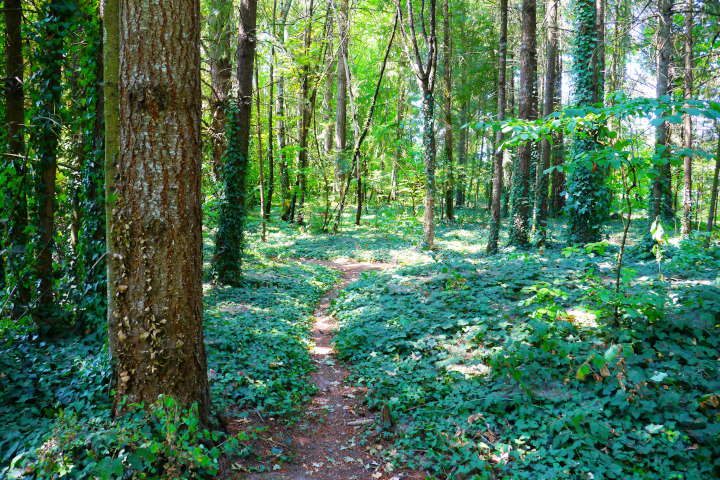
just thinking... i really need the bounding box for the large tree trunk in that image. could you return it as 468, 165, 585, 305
4, 0, 31, 318
533, 0, 558, 245
109, 0, 211, 423
442, 0, 454, 222
681, 0, 693, 237
208, 0, 234, 182
487, 0, 507, 254
509, 0, 536, 248
215, 0, 259, 280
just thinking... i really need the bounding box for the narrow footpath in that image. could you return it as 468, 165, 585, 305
221, 259, 426, 480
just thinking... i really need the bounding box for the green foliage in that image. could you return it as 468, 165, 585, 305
6, 396, 235, 480
331, 248, 720, 478
204, 256, 338, 416
214, 102, 249, 285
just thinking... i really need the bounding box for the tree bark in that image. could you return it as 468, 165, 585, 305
487, 0, 507, 254
509, 0, 536, 248
3, 0, 31, 318
110, 0, 210, 423
681, 0, 693, 237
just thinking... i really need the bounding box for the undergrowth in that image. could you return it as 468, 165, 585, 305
331, 248, 720, 479
0, 255, 337, 478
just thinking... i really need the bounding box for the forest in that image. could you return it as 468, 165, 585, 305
1, 0, 719, 478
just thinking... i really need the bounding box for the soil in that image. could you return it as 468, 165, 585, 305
218, 259, 427, 480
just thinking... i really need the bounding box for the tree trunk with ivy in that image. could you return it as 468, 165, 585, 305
487, 0, 507, 254
550, 53, 565, 217
509, 0, 536, 248
3, 0, 31, 319
681, 0, 693, 238
109, 0, 211, 423
442, 0, 454, 222
650, 0, 674, 228
707, 129, 720, 237
397, 0, 439, 249
208, 0, 234, 182
33, 0, 73, 333
565, 0, 608, 245
79, 4, 107, 330
215, 0, 258, 282
276, 0, 293, 213
335, 0, 349, 194
533, 0, 558, 245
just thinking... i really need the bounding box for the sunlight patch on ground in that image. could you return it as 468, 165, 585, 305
446, 362, 491, 378
565, 308, 598, 328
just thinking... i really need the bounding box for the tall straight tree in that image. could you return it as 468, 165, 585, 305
207, 0, 234, 181
487, 0, 508, 254
334, 0, 350, 193
509, 0, 536, 248
33, 0, 73, 332
565, 0, 608, 244
442, 0, 454, 222
533, 0, 558, 245
108, 0, 210, 422
397, 0, 439, 249
215, 0, 259, 282
681, 0, 693, 237
3, 0, 31, 318
104, 0, 120, 353
708, 131, 720, 238
276, 0, 293, 213
651, 0, 674, 226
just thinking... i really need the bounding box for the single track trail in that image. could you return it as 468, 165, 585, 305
220, 259, 426, 480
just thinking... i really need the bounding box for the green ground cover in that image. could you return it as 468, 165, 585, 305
1, 205, 718, 479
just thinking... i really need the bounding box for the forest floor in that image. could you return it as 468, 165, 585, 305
1, 207, 719, 479
220, 258, 426, 480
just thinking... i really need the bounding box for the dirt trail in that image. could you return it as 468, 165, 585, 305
221, 259, 425, 480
